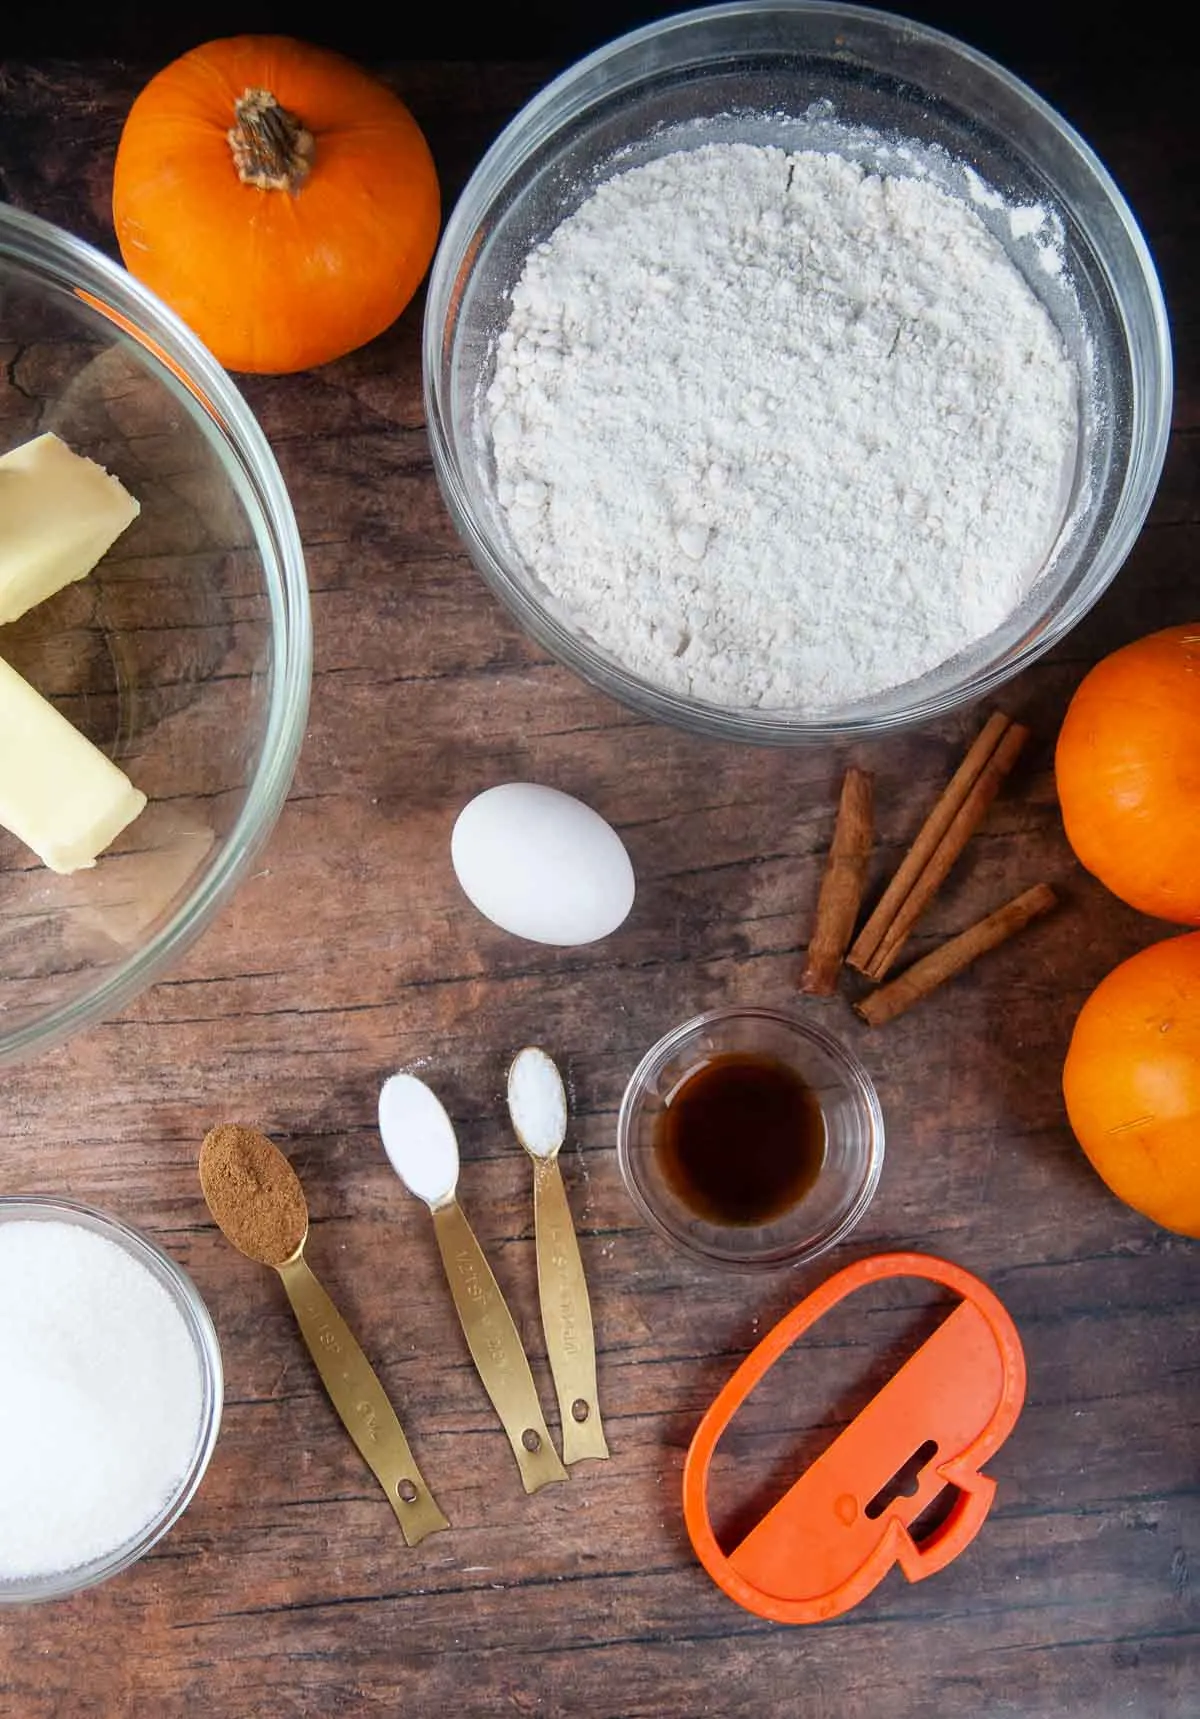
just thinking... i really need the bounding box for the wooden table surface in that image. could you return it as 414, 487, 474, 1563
1, 40, 1197, 1719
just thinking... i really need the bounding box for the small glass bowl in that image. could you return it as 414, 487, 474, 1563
0, 1196, 223, 1604
617, 1006, 884, 1271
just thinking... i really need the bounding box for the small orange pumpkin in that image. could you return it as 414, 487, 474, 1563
112, 36, 441, 374
1055, 625, 1200, 924
1063, 930, 1200, 1237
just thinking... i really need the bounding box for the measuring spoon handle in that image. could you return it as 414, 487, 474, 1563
432, 1198, 568, 1493
277, 1252, 449, 1545
533, 1158, 609, 1464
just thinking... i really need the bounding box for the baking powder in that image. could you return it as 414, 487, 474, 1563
486, 143, 1078, 712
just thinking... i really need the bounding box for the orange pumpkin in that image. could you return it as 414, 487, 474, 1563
1055, 625, 1200, 924
112, 36, 440, 374
1063, 930, 1200, 1237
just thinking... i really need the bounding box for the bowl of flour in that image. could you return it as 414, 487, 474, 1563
424, 0, 1171, 742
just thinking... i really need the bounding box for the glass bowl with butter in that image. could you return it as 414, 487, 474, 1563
0, 204, 311, 1067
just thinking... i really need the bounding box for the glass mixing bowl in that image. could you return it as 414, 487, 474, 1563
424, 0, 1172, 744
0, 204, 311, 1067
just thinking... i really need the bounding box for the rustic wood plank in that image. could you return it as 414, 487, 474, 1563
0, 39, 1197, 1719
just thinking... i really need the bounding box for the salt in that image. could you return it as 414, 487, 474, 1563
0, 1219, 205, 1581
507, 1047, 568, 1159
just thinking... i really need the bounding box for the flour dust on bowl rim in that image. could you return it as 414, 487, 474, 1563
423, 0, 1172, 745
0, 203, 312, 1068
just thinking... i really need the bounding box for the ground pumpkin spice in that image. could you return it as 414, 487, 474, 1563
199, 1124, 308, 1266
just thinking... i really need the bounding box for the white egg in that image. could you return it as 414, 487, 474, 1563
451, 783, 635, 946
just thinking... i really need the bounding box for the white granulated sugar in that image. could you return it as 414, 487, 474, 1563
486, 143, 1079, 711
0, 1220, 204, 1580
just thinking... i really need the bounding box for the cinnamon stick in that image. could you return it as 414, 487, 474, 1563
863, 720, 1030, 981
847, 711, 1011, 974
800, 766, 874, 995
855, 883, 1057, 1027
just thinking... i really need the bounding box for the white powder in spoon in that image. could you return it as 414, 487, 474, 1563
486, 143, 1079, 712
508, 1047, 567, 1159
0, 1219, 204, 1581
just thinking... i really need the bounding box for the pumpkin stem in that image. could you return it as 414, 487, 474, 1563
228, 89, 315, 193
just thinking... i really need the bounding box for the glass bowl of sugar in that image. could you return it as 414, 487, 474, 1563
0, 1196, 223, 1603
424, 0, 1172, 743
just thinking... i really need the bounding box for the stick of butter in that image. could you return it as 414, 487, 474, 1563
0, 432, 140, 626
0, 655, 147, 873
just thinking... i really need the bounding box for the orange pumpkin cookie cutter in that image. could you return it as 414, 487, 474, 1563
683, 1251, 1026, 1624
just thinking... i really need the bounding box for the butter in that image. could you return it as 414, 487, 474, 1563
0, 432, 140, 625
0, 655, 146, 873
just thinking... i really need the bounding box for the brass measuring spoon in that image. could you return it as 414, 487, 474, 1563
507, 1047, 609, 1465
198, 1123, 449, 1546
378, 1073, 568, 1495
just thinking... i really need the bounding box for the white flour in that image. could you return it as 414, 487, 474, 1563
485, 143, 1079, 712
